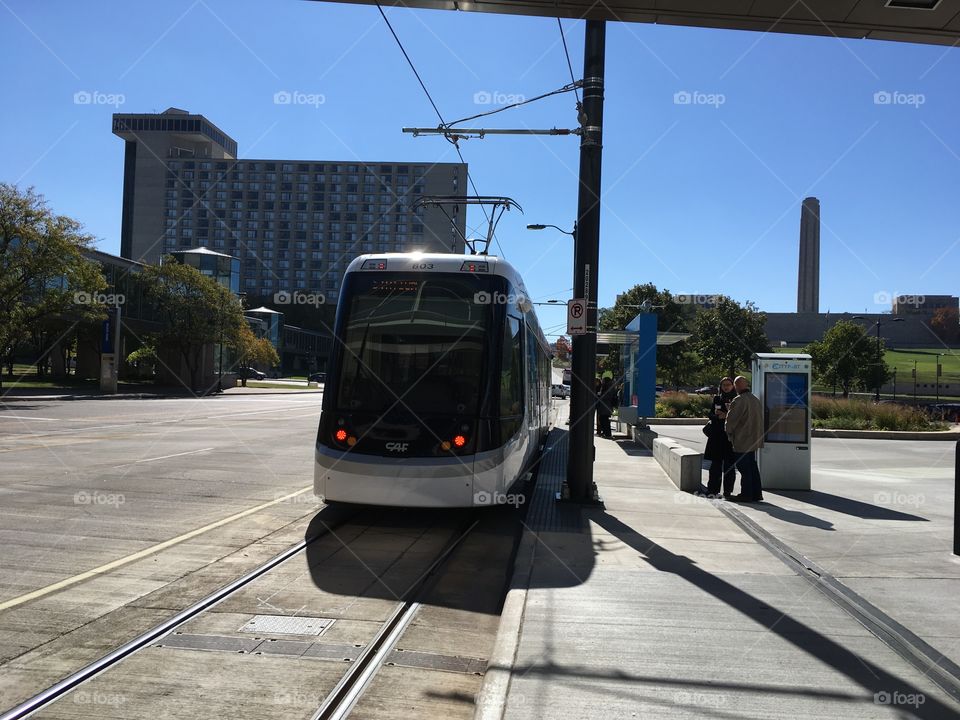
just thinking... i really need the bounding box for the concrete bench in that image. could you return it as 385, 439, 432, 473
652, 437, 703, 493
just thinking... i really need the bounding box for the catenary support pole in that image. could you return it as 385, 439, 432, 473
566, 20, 605, 503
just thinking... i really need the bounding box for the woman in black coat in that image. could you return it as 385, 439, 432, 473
704, 377, 737, 497
596, 377, 616, 439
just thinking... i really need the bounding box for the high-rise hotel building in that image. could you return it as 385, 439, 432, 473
112, 108, 466, 302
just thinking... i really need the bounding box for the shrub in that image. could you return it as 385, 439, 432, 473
655, 391, 713, 418
811, 396, 946, 431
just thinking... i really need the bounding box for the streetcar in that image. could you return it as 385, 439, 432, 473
314, 252, 552, 507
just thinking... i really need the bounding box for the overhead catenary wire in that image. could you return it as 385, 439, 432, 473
376, 4, 505, 258
557, 17, 581, 105
442, 81, 581, 129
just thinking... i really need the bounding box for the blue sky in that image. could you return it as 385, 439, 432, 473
3, 0, 958, 339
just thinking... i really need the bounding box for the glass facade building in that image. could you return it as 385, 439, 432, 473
113, 108, 466, 305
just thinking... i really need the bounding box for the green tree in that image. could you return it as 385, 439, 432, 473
931, 306, 960, 345
232, 322, 280, 387
598, 283, 694, 385
141, 259, 245, 391
693, 296, 769, 379
126, 343, 159, 379
805, 320, 889, 398
0, 184, 107, 385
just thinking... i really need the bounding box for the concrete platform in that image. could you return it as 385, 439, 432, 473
477, 405, 960, 719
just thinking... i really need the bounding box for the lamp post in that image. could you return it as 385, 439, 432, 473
913, 359, 918, 405
853, 315, 904, 401
893, 367, 897, 401
937, 353, 943, 405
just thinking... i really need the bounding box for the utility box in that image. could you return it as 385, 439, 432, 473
751, 353, 812, 490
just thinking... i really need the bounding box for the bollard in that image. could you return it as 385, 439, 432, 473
955, 440, 959, 556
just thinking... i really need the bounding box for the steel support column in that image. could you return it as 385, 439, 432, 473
566, 20, 605, 503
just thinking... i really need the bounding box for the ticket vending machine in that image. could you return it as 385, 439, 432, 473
751, 353, 812, 490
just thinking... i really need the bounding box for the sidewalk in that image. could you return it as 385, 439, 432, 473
721, 444, 960, 676
477, 407, 960, 719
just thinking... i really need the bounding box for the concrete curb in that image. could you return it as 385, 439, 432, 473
0, 388, 322, 402
646, 419, 960, 440
224, 388, 322, 395
812, 427, 960, 440
473, 523, 537, 720
0, 392, 176, 402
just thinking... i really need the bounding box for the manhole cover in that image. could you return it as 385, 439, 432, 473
239, 615, 334, 636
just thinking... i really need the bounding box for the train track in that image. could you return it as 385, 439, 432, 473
1, 507, 482, 720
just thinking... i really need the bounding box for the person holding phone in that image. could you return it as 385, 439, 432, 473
704, 377, 737, 498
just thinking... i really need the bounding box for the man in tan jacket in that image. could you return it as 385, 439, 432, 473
724, 376, 764, 502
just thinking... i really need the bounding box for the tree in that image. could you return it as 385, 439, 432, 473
805, 320, 888, 398
554, 336, 571, 362
141, 259, 245, 391
598, 283, 693, 384
126, 343, 159, 379
0, 184, 107, 385
930, 307, 960, 345
231, 322, 280, 387
693, 296, 769, 380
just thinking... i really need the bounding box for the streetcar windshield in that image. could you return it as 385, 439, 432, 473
335, 273, 492, 416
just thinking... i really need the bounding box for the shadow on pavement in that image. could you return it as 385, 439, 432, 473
303, 503, 549, 614
609, 437, 652, 457
573, 510, 957, 719
771, 490, 930, 522
744, 502, 836, 531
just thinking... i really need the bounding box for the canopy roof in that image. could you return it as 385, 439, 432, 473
310, 1, 960, 46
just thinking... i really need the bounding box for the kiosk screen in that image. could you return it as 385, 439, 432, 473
764, 372, 808, 444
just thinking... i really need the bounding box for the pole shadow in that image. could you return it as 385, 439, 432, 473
574, 510, 958, 718
771, 490, 929, 522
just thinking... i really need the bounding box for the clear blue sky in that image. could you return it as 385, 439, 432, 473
3, 0, 958, 338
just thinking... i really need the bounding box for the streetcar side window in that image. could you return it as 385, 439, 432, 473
499, 316, 523, 442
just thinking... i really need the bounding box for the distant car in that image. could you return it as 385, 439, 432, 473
551, 384, 570, 399
929, 403, 960, 422
236, 367, 266, 381
655, 385, 664, 395
308, 372, 326, 384
694, 385, 718, 395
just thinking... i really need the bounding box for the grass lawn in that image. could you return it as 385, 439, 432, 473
777, 346, 960, 380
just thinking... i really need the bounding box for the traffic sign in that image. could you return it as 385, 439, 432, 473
567, 298, 587, 335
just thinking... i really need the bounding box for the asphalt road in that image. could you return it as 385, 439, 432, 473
0, 394, 325, 677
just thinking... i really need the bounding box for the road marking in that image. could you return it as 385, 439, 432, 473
202, 406, 318, 419
135, 447, 215, 463
0, 415, 59, 421
0, 485, 315, 612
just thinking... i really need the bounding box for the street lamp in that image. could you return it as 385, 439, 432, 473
527, 222, 577, 238
852, 315, 904, 402
937, 353, 944, 404
913, 359, 918, 405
